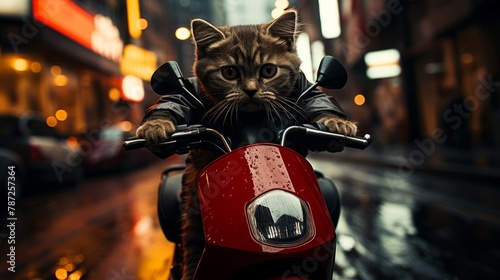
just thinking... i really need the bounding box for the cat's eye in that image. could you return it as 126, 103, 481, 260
260, 64, 277, 78
221, 66, 240, 80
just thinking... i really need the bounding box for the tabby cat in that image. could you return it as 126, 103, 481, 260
136, 9, 357, 279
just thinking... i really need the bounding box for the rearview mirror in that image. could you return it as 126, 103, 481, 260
150, 61, 186, 94
315, 56, 348, 90
149, 61, 205, 109
296, 56, 348, 104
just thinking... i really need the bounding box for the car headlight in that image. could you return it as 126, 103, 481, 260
247, 190, 314, 247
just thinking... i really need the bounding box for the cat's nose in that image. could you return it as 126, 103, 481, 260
244, 89, 258, 97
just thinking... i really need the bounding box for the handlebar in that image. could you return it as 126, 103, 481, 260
280, 125, 371, 150
123, 124, 371, 155
123, 125, 231, 154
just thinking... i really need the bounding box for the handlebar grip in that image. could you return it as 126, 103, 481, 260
121, 126, 201, 151
343, 134, 372, 150
308, 123, 372, 150
122, 138, 147, 151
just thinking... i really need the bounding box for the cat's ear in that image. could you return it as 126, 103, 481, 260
191, 19, 226, 58
265, 10, 298, 50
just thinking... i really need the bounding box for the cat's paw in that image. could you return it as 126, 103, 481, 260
316, 115, 358, 136
136, 118, 176, 144
315, 115, 358, 152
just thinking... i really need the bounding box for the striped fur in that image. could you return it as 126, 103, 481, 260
191, 10, 302, 127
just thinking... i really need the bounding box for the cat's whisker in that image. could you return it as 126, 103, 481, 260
202, 102, 223, 121
277, 97, 306, 118
262, 102, 277, 127
266, 101, 287, 128
274, 100, 299, 124
222, 100, 235, 128
271, 99, 299, 125
204, 100, 231, 126
229, 101, 239, 127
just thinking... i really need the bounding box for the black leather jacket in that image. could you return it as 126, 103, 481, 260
144, 72, 345, 121
142, 72, 347, 149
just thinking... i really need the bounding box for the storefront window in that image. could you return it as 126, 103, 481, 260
0, 54, 130, 137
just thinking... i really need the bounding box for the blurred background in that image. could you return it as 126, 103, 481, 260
0, 0, 499, 279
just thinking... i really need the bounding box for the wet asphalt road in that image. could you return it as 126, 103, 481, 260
0, 156, 183, 280
310, 153, 500, 280
1, 153, 500, 280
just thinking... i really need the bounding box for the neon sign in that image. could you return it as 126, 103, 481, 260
33, 0, 123, 62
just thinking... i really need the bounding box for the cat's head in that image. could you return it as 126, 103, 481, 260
191, 10, 301, 116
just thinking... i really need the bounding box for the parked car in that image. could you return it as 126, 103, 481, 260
79, 126, 161, 175
0, 114, 83, 189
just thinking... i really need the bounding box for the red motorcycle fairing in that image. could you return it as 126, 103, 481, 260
194, 143, 336, 279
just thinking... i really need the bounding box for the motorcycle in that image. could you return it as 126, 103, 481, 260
123, 56, 371, 279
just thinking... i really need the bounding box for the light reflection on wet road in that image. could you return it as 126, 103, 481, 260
0, 156, 183, 280
1, 152, 499, 279
310, 153, 500, 280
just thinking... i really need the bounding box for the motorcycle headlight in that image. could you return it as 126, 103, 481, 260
247, 190, 314, 247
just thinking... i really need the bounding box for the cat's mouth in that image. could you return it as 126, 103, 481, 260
238, 91, 276, 112
239, 99, 263, 112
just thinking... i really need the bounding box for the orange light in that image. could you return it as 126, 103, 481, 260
53, 75, 68, 86
31, 62, 42, 73
66, 136, 79, 148
354, 94, 366, 106
127, 0, 142, 38
13, 58, 29, 71
46, 116, 58, 127
68, 270, 83, 280
137, 18, 148, 30
51, 65, 62, 76
55, 268, 68, 280
55, 109, 68, 121
120, 121, 133, 132
120, 44, 157, 81
65, 263, 76, 272
108, 88, 121, 101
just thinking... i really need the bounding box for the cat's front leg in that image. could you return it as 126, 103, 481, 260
314, 114, 358, 152
136, 117, 177, 157
136, 117, 176, 143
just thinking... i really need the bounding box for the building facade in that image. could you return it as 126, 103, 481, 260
0, 0, 174, 137
304, 0, 500, 149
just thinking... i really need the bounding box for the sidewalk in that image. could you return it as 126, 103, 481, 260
328, 144, 500, 184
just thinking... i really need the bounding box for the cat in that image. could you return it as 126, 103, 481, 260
136, 10, 357, 279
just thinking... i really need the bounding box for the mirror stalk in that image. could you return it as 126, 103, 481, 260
295, 82, 319, 104
181, 85, 205, 109
295, 56, 348, 104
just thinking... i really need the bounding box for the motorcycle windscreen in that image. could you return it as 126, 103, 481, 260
197, 143, 335, 253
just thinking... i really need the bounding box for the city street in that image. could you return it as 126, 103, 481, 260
2, 0, 500, 280
2, 151, 499, 280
